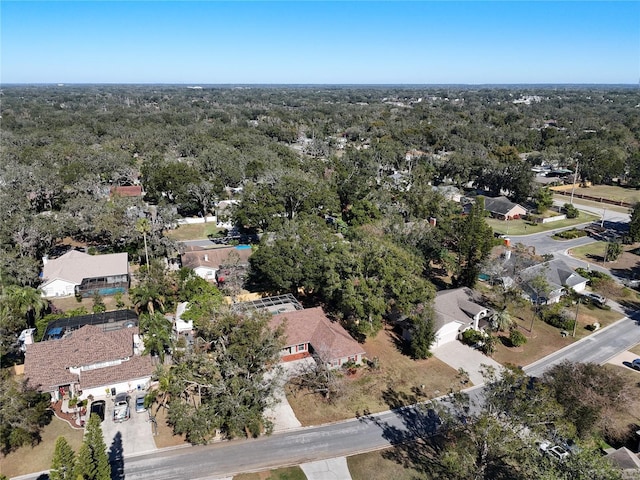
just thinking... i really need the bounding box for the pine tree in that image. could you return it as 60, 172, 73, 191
49, 436, 76, 480
76, 414, 110, 480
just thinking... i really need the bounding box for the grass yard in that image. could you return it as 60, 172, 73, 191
151, 405, 189, 449
491, 301, 624, 368
604, 364, 640, 449
568, 242, 640, 286
234, 466, 307, 480
630, 344, 640, 356
554, 184, 640, 206
50, 293, 132, 315
348, 449, 422, 480
165, 222, 221, 241
0, 416, 85, 478
486, 211, 598, 236
286, 327, 459, 426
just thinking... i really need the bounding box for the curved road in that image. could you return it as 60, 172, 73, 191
120, 314, 640, 480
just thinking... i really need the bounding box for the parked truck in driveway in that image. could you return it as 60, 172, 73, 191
113, 393, 130, 422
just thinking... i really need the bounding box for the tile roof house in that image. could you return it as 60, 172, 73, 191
605, 447, 640, 478
181, 245, 252, 283
24, 325, 153, 402
520, 258, 588, 304
432, 288, 491, 347
482, 195, 527, 220
269, 307, 366, 369
109, 185, 143, 198
40, 250, 129, 298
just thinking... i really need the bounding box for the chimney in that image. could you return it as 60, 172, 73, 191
204, 254, 208, 262
24, 330, 34, 346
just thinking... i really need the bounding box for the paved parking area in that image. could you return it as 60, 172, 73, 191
433, 341, 502, 386
300, 457, 352, 480
98, 394, 157, 457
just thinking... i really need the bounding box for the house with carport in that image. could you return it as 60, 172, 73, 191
24, 324, 154, 402
40, 250, 129, 298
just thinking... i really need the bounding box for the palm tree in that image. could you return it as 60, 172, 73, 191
136, 218, 151, 271
490, 308, 513, 332
3, 285, 49, 327
129, 282, 165, 315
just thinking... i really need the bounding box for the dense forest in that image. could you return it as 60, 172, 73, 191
1, 86, 639, 468
1, 84, 638, 338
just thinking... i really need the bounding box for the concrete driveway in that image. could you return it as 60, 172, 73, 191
264, 357, 314, 432
433, 340, 502, 386
99, 393, 157, 458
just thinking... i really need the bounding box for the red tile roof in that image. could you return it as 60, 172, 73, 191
110, 185, 143, 197
270, 307, 366, 362
24, 325, 145, 392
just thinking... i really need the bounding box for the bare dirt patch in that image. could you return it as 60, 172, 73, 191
286, 327, 458, 426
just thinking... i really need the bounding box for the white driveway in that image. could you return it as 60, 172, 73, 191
433, 341, 502, 386
264, 357, 315, 432
301, 457, 352, 480
99, 394, 157, 458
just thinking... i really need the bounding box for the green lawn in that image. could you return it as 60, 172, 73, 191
554, 184, 640, 205
486, 211, 599, 236
164, 222, 221, 241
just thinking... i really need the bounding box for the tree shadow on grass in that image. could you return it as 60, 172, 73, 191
109, 431, 125, 480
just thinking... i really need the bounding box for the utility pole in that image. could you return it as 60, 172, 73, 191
573, 298, 580, 337
570, 160, 579, 205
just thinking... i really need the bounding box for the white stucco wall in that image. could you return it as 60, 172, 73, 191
41, 279, 77, 298
194, 266, 217, 280
435, 322, 464, 347
81, 377, 151, 401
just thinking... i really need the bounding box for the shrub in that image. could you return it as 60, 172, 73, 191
553, 228, 587, 240
461, 329, 483, 345
540, 304, 574, 330
563, 203, 579, 219
509, 328, 527, 347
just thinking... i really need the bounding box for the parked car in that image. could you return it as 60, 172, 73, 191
631, 358, 640, 371
113, 393, 130, 423
89, 400, 106, 422
135, 394, 146, 413
538, 441, 569, 460
581, 292, 606, 306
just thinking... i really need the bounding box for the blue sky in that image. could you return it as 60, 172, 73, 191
2, 1, 638, 84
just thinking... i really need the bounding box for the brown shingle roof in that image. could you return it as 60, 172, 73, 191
181, 246, 252, 270
24, 325, 138, 392
80, 355, 154, 390
270, 307, 366, 361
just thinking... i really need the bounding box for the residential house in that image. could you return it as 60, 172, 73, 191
432, 288, 491, 347
181, 245, 252, 284
520, 258, 588, 304
605, 447, 640, 479
24, 325, 153, 402
109, 185, 143, 198
270, 307, 366, 369
173, 302, 193, 335
482, 196, 527, 220
40, 250, 129, 298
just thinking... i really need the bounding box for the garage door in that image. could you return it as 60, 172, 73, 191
435, 322, 463, 347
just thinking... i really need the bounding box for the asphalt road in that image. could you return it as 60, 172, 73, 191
117, 314, 640, 480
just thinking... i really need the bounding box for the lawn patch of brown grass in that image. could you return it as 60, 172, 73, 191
286, 327, 458, 426
0, 416, 84, 478
348, 448, 422, 480
234, 466, 307, 480
151, 405, 188, 449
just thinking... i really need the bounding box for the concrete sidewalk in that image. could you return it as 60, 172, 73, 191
300, 457, 352, 480
433, 340, 502, 386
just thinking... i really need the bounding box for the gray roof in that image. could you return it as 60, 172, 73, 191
521, 258, 588, 291
42, 250, 128, 285
483, 196, 526, 216
433, 287, 487, 330
606, 447, 640, 471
